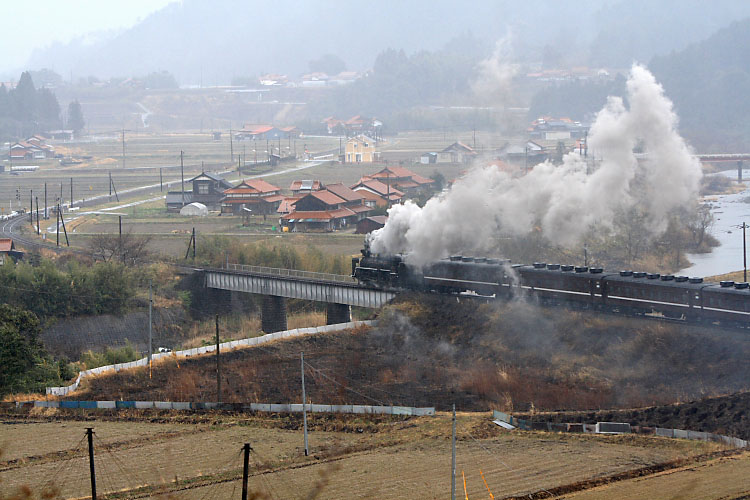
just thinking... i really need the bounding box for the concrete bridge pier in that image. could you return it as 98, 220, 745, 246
739, 160, 744, 183
326, 303, 351, 325
261, 295, 287, 333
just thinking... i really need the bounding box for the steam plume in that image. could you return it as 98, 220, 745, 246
472, 36, 518, 105
370, 64, 702, 266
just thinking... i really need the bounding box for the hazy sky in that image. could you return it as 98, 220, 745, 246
0, 0, 177, 73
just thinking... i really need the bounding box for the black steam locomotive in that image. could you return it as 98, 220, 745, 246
352, 244, 750, 326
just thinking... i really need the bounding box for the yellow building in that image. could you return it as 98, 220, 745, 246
344, 135, 377, 163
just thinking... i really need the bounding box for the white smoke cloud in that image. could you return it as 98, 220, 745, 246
370, 64, 703, 266
472, 35, 518, 105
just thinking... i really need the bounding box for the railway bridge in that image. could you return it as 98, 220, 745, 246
203, 264, 395, 332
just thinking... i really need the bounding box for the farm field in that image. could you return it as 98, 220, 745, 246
560, 451, 750, 499
0, 132, 339, 213
0, 412, 722, 499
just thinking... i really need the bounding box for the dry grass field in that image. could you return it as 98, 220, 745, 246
0, 412, 727, 500
559, 451, 750, 500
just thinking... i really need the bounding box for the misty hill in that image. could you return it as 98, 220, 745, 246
587, 0, 750, 67
25, 0, 750, 85
24, 0, 526, 83
649, 18, 750, 151
529, 16, 750, 151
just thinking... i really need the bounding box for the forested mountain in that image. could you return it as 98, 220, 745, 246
23, 0, 604, 83
649, 18, 750, 151
587, 0, 750, 67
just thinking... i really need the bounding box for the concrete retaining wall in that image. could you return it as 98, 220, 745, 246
492, 410, 748, 449
13, 400, 434, 416
46, 320, 375, 396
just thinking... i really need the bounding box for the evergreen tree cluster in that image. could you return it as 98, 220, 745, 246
0, 259, 135, 320
0, 71, 62, 141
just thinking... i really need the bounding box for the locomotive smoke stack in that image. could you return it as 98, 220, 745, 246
370, 64, 702, 266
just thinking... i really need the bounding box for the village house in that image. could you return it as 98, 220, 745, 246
289, 179, 323, 195
322, 115, 383, 138
356, 215, 388, 234
437, 142, 476, 164
528, 117, 588, 141
368, 166, 434, 196
165, 172, 233, 212
9, 136, 55, 160
0, 238, 23, 265
497, 141, 547, 166
220, 179, 284, 215
276, 196, 302, 216
344, 135, 378, 163
350, 176, 404, 206
301, 72, 329, 87
280, 184, 371, 232
234, 125, 282, 141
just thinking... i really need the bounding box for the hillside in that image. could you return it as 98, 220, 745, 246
68, 294, 750, 417
650, 17, 750, 150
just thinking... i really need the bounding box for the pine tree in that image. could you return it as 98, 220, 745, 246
67, 99, 85, 132
38, 88, 61, 130
11, 71, 37, 121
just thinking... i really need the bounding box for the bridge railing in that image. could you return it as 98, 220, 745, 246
225, 263, 355, 283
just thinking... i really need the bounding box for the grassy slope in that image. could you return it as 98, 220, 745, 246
66, 295, 750, 430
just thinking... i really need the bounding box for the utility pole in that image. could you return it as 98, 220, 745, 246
159, 167, 163, 192
180, 151, 185, 206
56, 208, 60, 247
216, 314, 221, 402
29, 190, 32, 226
451, 404, 456, 500
86, 428, 97, 500
743, 222, 747, 282
109, 171, 112, 197
44, 182, 47, 219
241, 443, 251, 500
192, 227, 196, 259
35, 196, 39, 235
70, 178, 73, 208
119, 215, 123, 261
301, 351, 309, 456
148, 280, 153, 378
58, 204, 69, 246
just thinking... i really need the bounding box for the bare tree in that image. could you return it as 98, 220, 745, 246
89, 230, 152, 263
684, 202, 714, 248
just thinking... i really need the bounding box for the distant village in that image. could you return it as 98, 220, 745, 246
164, 114, 590, 234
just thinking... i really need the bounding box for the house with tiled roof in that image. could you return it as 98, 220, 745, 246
437, 142, 476, 164
289, 179, 323, 195
280, 184, 371, 232
9, 138, 55, 160
0, 238, 23, 264
368, 166, 434, 195
166, 172, 233, 212
356, 215, 388, 234
235, 124, 300, 140
528, 117, 588, 141
350, 177, 404, 207
221, 179, 283, 215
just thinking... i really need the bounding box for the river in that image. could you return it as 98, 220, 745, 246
680, 170, 750, 278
